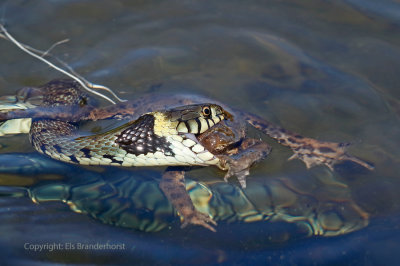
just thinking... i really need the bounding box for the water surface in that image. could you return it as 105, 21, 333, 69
0, 0, 399, 265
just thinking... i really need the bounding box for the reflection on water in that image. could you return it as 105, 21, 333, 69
0, 153, 366, 236
0, 0, 399, 264
0, 152, 370, 264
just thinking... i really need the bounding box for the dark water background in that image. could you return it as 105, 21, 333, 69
0, 0, 399, 265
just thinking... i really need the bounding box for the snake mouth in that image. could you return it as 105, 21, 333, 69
181, 132, 201, 142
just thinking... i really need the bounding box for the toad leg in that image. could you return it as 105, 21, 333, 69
160, 167, 217, 232
217, 138, 272, 189
240, 111, 374, 171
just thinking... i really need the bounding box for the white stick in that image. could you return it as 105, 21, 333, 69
0, 24, 127, 104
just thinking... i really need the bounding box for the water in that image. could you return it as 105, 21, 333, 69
0, 0, 399, 265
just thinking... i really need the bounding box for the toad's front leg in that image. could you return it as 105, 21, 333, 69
160, 167, 217, 232
217, 138, 272, 189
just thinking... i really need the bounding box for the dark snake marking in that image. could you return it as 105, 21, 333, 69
102, 154, 123, 164
115, 114, 174, 157
69, 155, 80, 163
80, 148, 92, 158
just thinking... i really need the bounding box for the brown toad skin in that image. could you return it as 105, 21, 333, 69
197, 121, 271, 189
197, 120, 244, 155
160, 168, 218, 232
159, 119, 271, 232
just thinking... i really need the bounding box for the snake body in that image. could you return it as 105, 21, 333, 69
20, 79, 231, 167
30, 104, 229, 167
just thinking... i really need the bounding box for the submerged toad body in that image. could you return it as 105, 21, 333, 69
0, 79, 374, 231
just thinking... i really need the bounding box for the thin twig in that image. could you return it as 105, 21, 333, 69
42, 38, 69, 57
0, 31, 52, 56
0, 24, 127, 104
54, 57, 127, 103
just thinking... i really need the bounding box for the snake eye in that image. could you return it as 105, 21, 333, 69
202, 106, 211, 117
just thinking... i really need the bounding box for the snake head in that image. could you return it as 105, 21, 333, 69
168, 103, 232, 135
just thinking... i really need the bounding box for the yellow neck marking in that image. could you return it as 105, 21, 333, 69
152, 112, 179, 137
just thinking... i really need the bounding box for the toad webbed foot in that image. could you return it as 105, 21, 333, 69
286, 138, 374, 171
242, 111, 374, 172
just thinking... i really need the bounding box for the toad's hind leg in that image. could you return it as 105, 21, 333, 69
160, 167, 217, 232
241, 111, 374, 171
